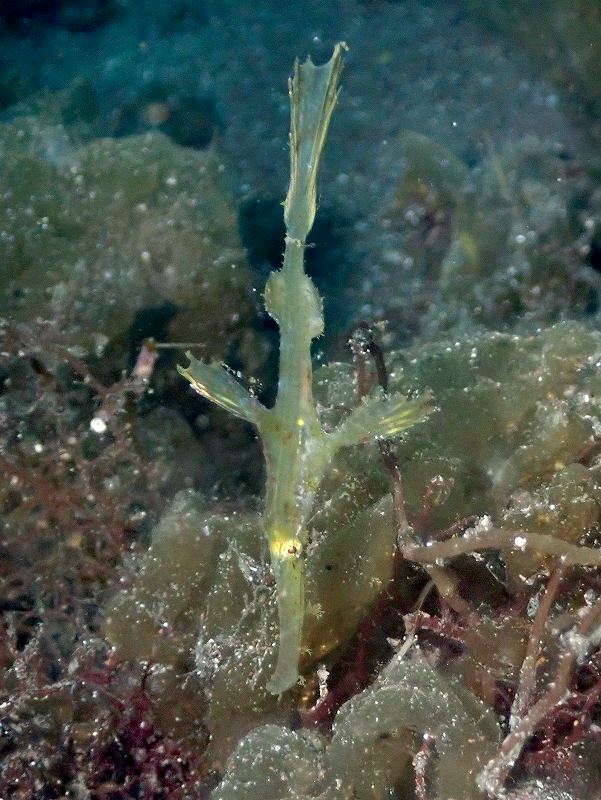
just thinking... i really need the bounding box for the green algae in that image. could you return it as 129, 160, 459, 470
377, 127, 601, 342
212, 654, 500, 800
0, 117, 257, 363
106, 318, 601, 774
106, 485, 399, 757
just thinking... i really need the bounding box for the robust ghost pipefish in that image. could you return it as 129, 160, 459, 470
179, 43, 430, 693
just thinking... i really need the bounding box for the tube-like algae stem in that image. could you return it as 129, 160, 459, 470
403, 526, 601, 567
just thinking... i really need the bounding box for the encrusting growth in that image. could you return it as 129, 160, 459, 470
178, 43, 430, 694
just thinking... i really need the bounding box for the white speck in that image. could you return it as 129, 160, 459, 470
317, 664, 329, 699
90, 416, 107, 434
514, 536, 527, 549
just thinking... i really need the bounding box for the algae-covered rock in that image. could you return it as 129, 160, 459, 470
105, 490, 229, 666
501, 463, 601, 587
212, 724, 324, 800
369, 129, 601, 340
0, 117, 257, 361
314, 320, 601, 590
107, 320, 601, 769
212, 655, 500, 800
136, 405, 214, 496
325, 655, 500, 800
388, 321, 601, 529
106, 483, 399, 760
195, 518, 283, 760
190, 492, 397, 757
304, 494, 396, 659
432, 133, 601, 335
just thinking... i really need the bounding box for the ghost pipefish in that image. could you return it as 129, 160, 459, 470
178, 42, 430, 694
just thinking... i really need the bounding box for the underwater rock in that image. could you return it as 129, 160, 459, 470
0, 0, 116, 32
502, 463, 600, 588
0, 117, 257, 363
0, 0, 62, 27
314, 319, 601, 598
108, 319, 601, 774
135, 406, 214, 496
325, 654, 500, 799
105, 490, 225, 667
